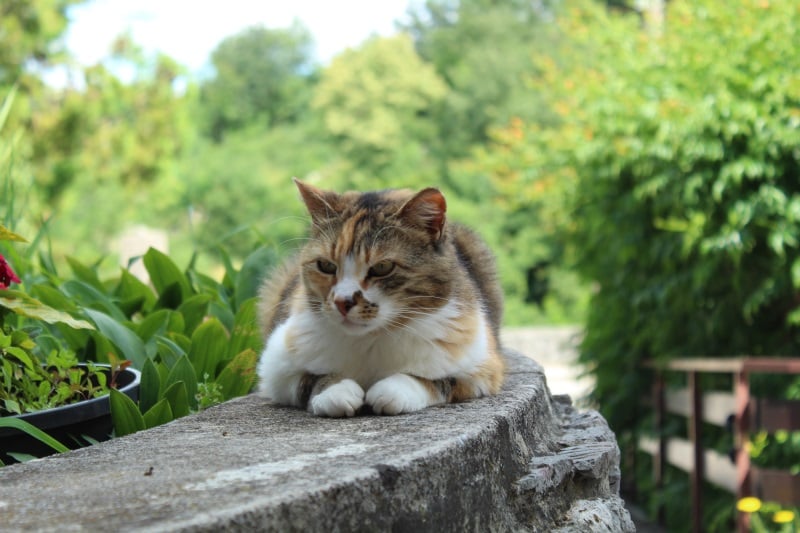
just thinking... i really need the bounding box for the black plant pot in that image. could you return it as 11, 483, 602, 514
0, 364, 141, 464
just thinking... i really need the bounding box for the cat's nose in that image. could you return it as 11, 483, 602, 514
334, 291, 363, 317
334, 297, 356, 317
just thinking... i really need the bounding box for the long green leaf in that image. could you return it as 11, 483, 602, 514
188, 317, 229, 382
228, 298, 262, 358
0, 85, 17, 132
110, 388, 146, 437
61, 280, 127, 321
154, 335, 186, 369
66, 257, 105, 292
176, 294, 212, 336
215, 348, 258, 399
164, 355, 198, 410
235, 246, 277, 310
0, 418, 68, 453
134, 309, 172, 341
114, 269, 156, 313
143, 248, 192, 303
162, 381, 190, 418
142, 398, 174, 429
0, 290, 94, 330
139, 358, 161, 414
83, 308, 147, 369
0, 225, 27, 243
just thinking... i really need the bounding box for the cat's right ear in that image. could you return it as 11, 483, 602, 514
294, 178, 341, 224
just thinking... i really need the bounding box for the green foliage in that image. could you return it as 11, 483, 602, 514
312, 34, 447, 182
0, 329, 110, 415
404, 0, 552, 161
0, 0, 83, 87
199, 22, 317, 140
483, 0, 800, 529
1, 225, 272, 455
0, 417, 68, 463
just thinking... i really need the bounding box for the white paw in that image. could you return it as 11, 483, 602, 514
309, 379, 365, 417
366, 374, 430, 415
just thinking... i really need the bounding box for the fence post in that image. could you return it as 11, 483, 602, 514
689, 371, 704, 533
735, 369, 751, 533
654, 370, 666, 526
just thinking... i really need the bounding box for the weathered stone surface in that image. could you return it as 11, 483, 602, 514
0, 351, 632, 532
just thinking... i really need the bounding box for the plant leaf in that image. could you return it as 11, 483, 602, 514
188, 317, 229, 382
139, 358, 161, 414
215, 348, 258, 399
0, 290, 94, 330
0, 418, 68, 453
176, 294, 212, 336
114, 268, 156, 313
0, 224, 27, 243
83, 308, 147, 369
143, 248, 193, 304
228, 298, 262, 358
110, 388, 146, 437
142, 398, 174, 429
66, 257, 105, 292
164, 355, 198, 410
235, 246, 277, 310
60, 280, 127, 321
162, 381, 190, 418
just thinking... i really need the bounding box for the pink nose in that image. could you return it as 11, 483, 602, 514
335, 297, 356, 317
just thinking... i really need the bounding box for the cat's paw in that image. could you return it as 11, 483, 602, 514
309, 379, 365, 417
366, 374, 430, 415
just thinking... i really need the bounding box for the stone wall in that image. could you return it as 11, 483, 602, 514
0, 351, 633, 532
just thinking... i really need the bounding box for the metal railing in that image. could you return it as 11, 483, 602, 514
637, 357, 800, 532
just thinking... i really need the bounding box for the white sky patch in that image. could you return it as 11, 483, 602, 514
63, 0, 413, 73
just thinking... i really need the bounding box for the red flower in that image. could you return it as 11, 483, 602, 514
0, 254, 21, 289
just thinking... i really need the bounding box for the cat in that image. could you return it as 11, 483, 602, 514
255, 179, 505, 417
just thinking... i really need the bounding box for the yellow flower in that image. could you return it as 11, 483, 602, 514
737, 497, 763, 513
773, 510, 795, 524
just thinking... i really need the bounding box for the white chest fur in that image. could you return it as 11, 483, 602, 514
259, 300, 491, 390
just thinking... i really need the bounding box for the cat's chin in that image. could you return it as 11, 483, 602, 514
334, 316, 380, 336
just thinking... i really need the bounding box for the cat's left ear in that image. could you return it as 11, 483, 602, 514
398, 188, 447, 241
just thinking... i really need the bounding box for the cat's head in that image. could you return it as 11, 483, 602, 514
295, 179, 452, 336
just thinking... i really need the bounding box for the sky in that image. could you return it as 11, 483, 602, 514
64, 0, 413, 74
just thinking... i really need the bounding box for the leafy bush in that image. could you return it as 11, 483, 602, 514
1, 331, 111, 416
483, 0, 800, 529
0, 232, 272, 455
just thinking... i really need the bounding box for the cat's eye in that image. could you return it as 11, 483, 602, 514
368, 260, 395, 278
317, 259, 337, 275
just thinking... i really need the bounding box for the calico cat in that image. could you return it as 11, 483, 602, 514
256, 179, 505, 417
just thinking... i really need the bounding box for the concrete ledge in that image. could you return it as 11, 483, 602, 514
0, 351, 632, 532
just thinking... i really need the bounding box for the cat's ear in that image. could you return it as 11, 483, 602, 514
398, 188, 447, 241
294, 178, 342, 224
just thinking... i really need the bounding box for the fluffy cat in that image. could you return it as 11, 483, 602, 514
256, 179, 505, 417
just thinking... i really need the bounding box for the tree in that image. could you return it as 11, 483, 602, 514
311, 34, 447, 187
199, 22, 317, 141
483, 0, 800, 528
403, 0, 552, 164
0, 0, 84, 88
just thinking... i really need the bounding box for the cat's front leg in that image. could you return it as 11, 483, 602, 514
366, 373, 452, 415
304, 374, 365, 417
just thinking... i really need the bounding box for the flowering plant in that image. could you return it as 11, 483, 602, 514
0, 220, 265, 463
0, 255, 20, 289
0, 225, 23, 289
